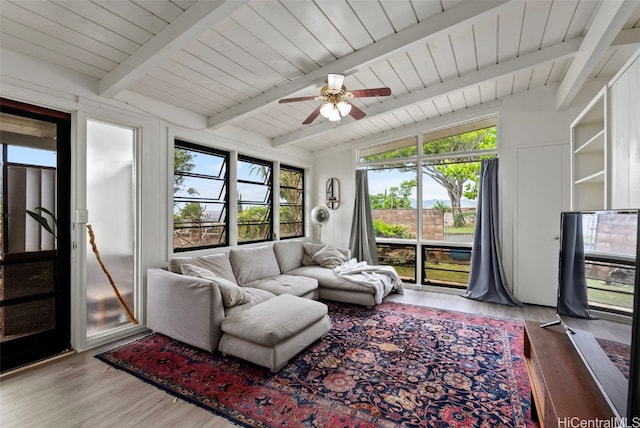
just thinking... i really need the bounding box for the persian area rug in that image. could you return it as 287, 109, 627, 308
96, 302, 536, 427
597, 338, 631, 379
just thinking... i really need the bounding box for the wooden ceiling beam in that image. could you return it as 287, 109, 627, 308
99, 0, 247, 98
555, 0, 638, 110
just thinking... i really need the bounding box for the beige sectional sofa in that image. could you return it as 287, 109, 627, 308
146, 240, 400, 371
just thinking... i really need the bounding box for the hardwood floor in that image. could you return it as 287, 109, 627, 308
0, 289, 630, 427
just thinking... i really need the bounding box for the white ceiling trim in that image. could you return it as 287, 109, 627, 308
206, 0, 512, 130
555, 0, 638, 110
98, 0, 248, 98
274, 37, 583, 148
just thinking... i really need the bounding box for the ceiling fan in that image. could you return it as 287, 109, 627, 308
279, 74, 391, 125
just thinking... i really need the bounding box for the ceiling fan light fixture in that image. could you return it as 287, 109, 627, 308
327, 74, 344, 91
337, 101, 351, 116
320, 102, 335, 119
327, 107, 341, 122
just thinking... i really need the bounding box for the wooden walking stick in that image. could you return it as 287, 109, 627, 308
87, 224, 137, 324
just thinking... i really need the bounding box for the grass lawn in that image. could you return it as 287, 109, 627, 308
587, 280, 634, 312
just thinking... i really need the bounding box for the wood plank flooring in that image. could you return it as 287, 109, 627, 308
0, 289, 630, 427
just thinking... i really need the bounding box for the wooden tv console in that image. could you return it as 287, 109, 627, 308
524, 320, 616, 427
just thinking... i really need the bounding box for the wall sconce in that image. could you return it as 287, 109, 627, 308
326, 177, 340, 210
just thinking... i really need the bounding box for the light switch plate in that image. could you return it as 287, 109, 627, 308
75, 209, 89, 223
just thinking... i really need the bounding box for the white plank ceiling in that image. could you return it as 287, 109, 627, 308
1, 0, 639, 153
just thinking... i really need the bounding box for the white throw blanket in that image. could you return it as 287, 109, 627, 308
333, 258, 404, 305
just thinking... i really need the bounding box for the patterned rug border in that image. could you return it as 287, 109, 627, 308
96, 333, 249, 427
96, 301, 530, 427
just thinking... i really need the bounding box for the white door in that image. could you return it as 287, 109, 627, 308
515, 144, 570, 306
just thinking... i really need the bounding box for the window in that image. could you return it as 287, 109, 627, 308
582, 211, 636, 315
359, 118, 497, 288
173, 141, 228, 252
279, 164, 304, 239
237, 155, 272, 243
86, 119, 136, 336
376, 243, 416, 283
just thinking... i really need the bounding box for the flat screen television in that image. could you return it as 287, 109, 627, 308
553, 210, 639, 424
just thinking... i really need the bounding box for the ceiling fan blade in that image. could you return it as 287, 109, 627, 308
279, 96, 318, 103
348, 103, 366, 120
302, 105, 322, 124
349, 87, 392, 98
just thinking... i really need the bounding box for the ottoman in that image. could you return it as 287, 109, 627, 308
218, 293, 332, 372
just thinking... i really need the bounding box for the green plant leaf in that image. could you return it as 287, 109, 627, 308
26, 207, 57, 237
32, 206, 57, 225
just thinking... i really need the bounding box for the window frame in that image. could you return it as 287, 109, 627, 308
173, 140, 229, 252
358, 118, 498, 288
237, 154, 273, 244
279, 164, 305, 240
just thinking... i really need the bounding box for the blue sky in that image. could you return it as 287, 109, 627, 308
7, 146, 56, 167
367, 168, 450, 202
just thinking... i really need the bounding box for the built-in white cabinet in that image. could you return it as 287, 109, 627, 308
570, 50, 640, 211
609, 51, 640, 209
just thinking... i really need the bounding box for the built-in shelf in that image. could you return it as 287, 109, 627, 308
575, 129, 605, 154
575, 170, 605, 185
571, 87, 606, 210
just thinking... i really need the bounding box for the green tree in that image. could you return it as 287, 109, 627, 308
432, 200, 450, 211
364, 127, 496, 222
174, 148, 197, 196
370, 179, 416, 209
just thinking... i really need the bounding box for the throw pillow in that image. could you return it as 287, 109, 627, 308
313, 245, 348, 268
181, 264, 249, 307
168, 252, 237, 284
302, 242, 326, 265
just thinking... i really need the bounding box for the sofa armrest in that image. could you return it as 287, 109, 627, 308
146, 268, 225, 352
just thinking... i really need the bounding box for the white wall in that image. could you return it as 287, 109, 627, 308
312, 153, 355, 249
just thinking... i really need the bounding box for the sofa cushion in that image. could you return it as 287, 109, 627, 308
313, 245, 349, 268
169, 253, 237, 284
221, 294, 328, 347
243, 274, 318, 297
181, 264, 249, 307
273, 240, 305, 273
229, 245, 281, 285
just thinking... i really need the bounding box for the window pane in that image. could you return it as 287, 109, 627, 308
279, 165, 304, 239
584, 211, 637, 314
367, 164, 417, 239
238, 157, 272, 243
173, 142, 228, 251
359, 136, 417, 162
86, 120, 135, 336
422, 158, 485, 245
422, 124, 496, 155
422, 245, 471, 288
376, 243, 416, 283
